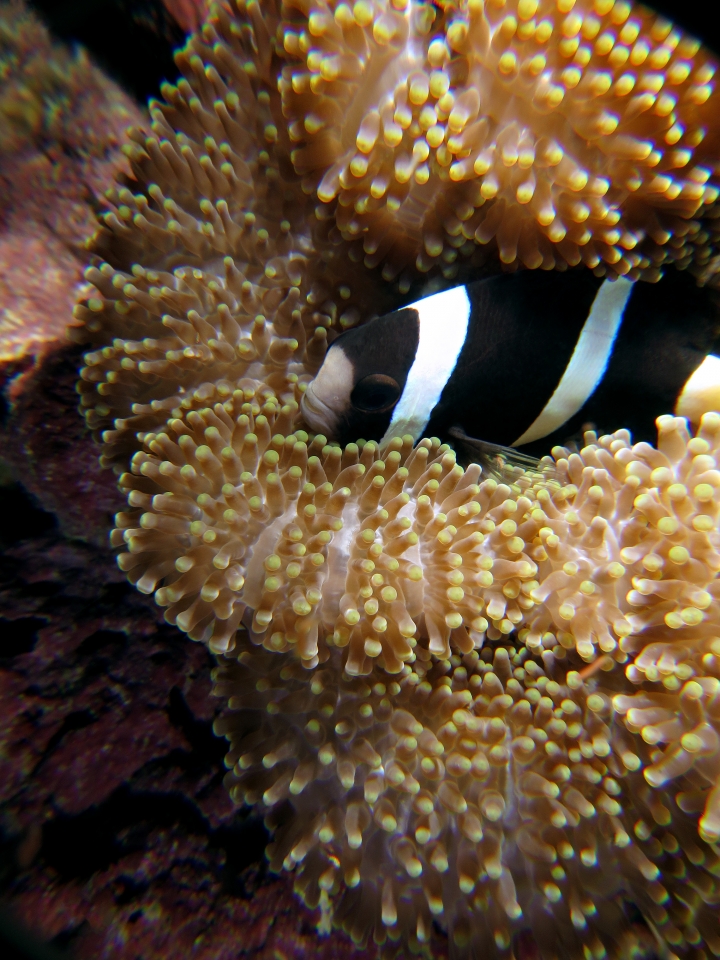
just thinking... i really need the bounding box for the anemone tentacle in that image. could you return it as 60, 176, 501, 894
279, 0, 720, 282
115, 404, 720, 958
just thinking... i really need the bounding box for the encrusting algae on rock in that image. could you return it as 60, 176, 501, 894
71, 0, 720, 957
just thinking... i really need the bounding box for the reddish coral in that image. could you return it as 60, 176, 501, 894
0, 346, 125, 542
0, 3, 142, 364
0, 3, 143, 540
0, 525, 392, 958
162, 0, 208, 34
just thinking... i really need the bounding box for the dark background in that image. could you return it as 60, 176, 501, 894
28, 0, 187, 102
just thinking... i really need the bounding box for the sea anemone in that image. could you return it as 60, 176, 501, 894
73, 0, 720, 956
115, 411, 720, 957
277, 0, 720, 282
138, 0, 720, 289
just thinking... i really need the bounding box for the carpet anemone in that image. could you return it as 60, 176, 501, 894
279, 0, 720, 281
73, 1, 720, 957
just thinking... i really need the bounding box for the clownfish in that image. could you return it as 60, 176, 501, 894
301, 269, 720, 456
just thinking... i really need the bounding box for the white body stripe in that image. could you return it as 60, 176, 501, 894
380, 285, 471, 446
512, 277, 634, 447
676, 354, 720, 424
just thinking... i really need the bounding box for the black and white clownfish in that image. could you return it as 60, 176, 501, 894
300, 268, 720, 456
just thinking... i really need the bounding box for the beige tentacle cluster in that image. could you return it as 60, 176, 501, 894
114, 405, 720, 957
73, 0, 394, 472
278, 0, 720, 282
213, 637, 720, 958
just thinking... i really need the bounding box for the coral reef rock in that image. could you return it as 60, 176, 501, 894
0, 520, 371, 959
0, 1, 141, 363
0, 1, 144, 540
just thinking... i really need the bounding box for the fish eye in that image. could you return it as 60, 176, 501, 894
351, 374, 401, 412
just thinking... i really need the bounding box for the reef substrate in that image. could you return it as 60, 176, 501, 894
0, 2, 147, 540
0, 515, 377, 959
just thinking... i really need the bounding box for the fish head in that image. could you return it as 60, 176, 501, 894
301, 307, 419, 444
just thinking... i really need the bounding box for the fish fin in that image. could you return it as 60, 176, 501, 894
448, 427, 558, 484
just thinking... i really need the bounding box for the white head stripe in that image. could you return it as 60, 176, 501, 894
512, 277, 634, 447
380, 285, 471, 446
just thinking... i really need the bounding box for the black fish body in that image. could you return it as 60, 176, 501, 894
301, 268, 720, 455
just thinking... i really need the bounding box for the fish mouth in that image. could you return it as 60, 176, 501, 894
300, 383, 339, 439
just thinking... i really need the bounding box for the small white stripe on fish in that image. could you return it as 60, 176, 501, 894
512, 277, 634, 447
380, 285, 471, 446
675, 353, 720, 424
